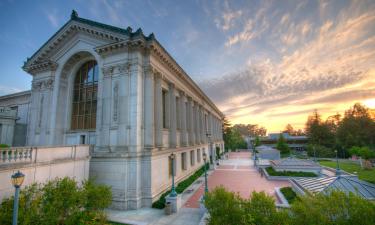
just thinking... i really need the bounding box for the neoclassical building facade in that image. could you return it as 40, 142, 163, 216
0, 11, 224, 209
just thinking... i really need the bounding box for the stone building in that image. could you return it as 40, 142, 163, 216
0, 11, 224, 210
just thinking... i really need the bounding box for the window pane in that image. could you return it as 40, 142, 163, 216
71, 60, 98, 130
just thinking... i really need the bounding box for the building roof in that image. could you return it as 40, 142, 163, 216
292, 175, 375, 200
256, 145, 279, 152
271, 157, 320, 168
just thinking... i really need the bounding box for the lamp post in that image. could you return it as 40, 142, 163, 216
202, 152, 208, 197
11, 171, 25, 225
169, 153, 177, 197
335, 150, 341, 176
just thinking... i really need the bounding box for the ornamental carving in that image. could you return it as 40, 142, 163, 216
32, 79, 54, 91
113, 82, 119, 122
102, 66, 114, 77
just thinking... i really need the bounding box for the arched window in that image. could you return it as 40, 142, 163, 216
71, 60, 98, 130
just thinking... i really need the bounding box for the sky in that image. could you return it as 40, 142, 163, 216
0, 0, 374, 133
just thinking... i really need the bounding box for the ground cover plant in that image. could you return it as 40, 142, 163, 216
280, 187, 297, 204
0, 177, 112, 225
265, 167, 317, 177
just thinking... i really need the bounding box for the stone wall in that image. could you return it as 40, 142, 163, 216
0, 145, 90, 201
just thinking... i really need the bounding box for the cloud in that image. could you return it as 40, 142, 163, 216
45, 9, 60, 28
0, 85, 23, 96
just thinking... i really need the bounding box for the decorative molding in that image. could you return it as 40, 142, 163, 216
24, 60, 58, 75
102, 62, 130, 77
113, 82, 119, 122
102, 66, 115, 77
38, 94, 44, 129
32, 78, 54, 91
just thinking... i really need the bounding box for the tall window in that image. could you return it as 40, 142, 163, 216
71, 60, 98, 130
190, 150, 195, 166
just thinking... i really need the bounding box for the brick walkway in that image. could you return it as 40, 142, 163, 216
184, 152, 290, 208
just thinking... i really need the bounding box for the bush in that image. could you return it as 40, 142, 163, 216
205, 187, 375, 225
0, 177, 112, 225
204, 186, 287, 225
265, 167, 317, 177
290, 190, 375, 225
280, 187, 297, 204
152, 163, 209, 209
0, 144, 9, 148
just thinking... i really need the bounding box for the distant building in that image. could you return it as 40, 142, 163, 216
248, 132, 308, 151
256, 145, 280, 160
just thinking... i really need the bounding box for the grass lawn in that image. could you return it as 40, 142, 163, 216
319, 160, 375, 184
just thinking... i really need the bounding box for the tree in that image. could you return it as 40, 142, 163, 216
276, 134, 290, 155
226, 128, 247, 150
254, 136, 261, 147
283, 124, 295, 135
305, 110, 335, 148
337, 103, 375, 149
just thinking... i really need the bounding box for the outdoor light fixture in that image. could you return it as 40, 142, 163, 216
11, 171, 25, 225
169, 153, 177, 197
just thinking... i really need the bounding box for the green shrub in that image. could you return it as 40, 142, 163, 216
0, 177, 112, 225
265, 167, 317, 177
152, 163, 208, 209
280, 187, 297, 204
290, 190, 375, 225
0, 144, 9, 148
204, 186, 287, 225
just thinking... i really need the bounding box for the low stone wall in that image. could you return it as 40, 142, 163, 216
262, 167, 322, 181
0, 145, 90, 201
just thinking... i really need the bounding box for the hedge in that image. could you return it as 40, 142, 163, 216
152, 163, 209, 209
280, 187, 297, 204
265, 167, 317, 177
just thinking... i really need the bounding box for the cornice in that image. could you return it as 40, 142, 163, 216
23, 60, 58, 75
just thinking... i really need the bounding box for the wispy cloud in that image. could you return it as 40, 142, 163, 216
200, 0, 375, 130
0, 85, 23, 96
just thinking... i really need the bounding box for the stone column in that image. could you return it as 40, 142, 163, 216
154, 73, 163, 148
190, 99, 195, 145
144, 66, 155, 148
169, 83, 177, 148
180, 91, 188, 146
194, 102, 199, 145
187, 97, 193, 146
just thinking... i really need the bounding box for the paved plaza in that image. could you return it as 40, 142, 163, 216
184, 151, 290, 208
108, 151, 291, 225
